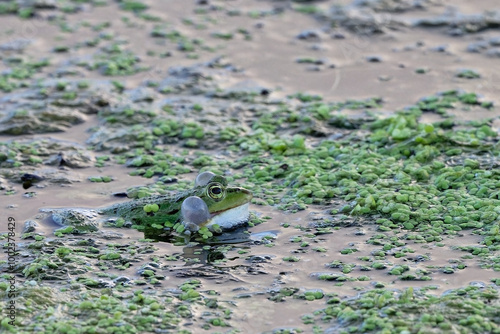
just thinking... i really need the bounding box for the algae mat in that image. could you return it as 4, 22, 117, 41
1, 1, 500, 333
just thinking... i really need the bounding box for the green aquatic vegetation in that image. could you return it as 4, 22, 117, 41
0, 1, 18, 14
312, 286, 499, 334
17, 7, 33, 18
456, 69, 481, 79
340, 247, 358, 255
139, 13, 162, 22
208, 317, 229, 326
388, 265, 409, 276
0, 280, 206, 333
143, 203, 159, 213
0, 58, 50, 92
55, 226, 74, 235
328, 261, 356, 274
211, 32, 233, 40
180, 122, 204, 139
82, 44, 147, 76
151, 27, 183, 39
97, 51, 146, 75
179, 279, 202, 300
88, 176, 113, 182
120, 0, 148, 12
290, 92, 322, 102
238, 130, 307, 156
268, 287, 300, 302
5, 79, 495, 333
22, 255, 60, 279
293, 4, 322, 14
52, 45, 69, 53
55, 247, 72, 258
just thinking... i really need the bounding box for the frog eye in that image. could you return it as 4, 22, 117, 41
208, 183, 224, 200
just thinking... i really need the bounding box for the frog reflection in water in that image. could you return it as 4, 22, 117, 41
41, 171, 253, 239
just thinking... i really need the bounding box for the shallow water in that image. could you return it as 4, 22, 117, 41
1, 0, 500, 333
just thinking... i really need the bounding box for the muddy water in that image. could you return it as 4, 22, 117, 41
1, 0, 500, 332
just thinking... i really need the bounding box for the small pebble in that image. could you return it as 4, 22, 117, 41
366, 55, 382, 62
296, 30, 321, 41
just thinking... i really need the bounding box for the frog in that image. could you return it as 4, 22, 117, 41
36, 171, 253, 238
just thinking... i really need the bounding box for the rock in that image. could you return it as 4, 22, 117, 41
157, 57, 227, 94
306, 65, 322, 72
467, 41, 489, 53
100, 231, 124, 239
413, 10, 500, 34
448, 28, 464, 36
0, 176, 11, 191
354, 0, 429, 13
0, 108, 86, 135
114, 276, 132, 284
247, 255, 274, 263
354, 228, 366, 236
328, 4, 405, 35
18, 0, 58, 9
21, 173, 45, 189
489, 37, 500, 46
485, 47, 500, 57
44, 151, 95, 168
250, 231, 278, 243
1, 138, 95, 171
22, 220, 39, 233
469, 281, 486, 288
41, 170, 81, 185
366, 55, 382, 62
296, 30, 322, 40
47, 208, 100, 233
86, 127, 145, 151
309, 44, 327, 51
137, 265, 157, 276
328, 113, 376, 129
429, 45, 448, 52
125, 87, 156, 103
0, 79, 114, 135
51, 67, 84, 78
0, 39, 32, 52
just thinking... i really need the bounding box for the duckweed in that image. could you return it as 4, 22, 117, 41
0, 12, 499, 330
312, 286, 499, 334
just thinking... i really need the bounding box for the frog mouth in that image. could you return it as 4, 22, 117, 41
207, 203, 250, 230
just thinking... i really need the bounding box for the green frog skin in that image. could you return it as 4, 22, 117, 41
39, 171, 253, 235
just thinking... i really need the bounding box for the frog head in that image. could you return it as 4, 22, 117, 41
181, 171, 252, 233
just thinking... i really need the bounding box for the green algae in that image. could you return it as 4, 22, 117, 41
76, 85, 500, 294
0, 6, 499, 330
120, 0, 148, 12
0, 278, 221, 333
456, 69, 481, 79
211, 91, 500, 254
308, 285, 500, 334
0, 58, 50, 92
88, 176, 113, 183
91, 49, 147, 76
